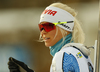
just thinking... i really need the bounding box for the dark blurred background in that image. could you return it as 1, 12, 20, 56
0, 0, 99, 72
0, 0, 98, 8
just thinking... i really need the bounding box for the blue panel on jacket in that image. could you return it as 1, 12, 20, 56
63, 52, 80, 72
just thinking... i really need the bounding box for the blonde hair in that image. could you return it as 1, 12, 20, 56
49, 2, 85, 44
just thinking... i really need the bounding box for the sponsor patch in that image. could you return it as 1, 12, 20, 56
76, 52, 83, 58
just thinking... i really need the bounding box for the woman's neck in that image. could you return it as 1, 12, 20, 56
49, 33, 72, 57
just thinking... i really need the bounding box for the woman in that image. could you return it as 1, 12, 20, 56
8, 2, 93, 72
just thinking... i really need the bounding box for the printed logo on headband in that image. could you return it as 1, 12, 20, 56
60, 24, 71, 30
42, 9, 57, 16
57, 21, 71, 30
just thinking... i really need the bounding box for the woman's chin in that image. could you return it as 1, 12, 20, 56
45, 43, 51, 47
44, 42, 54, 47
45, 42, 56, 47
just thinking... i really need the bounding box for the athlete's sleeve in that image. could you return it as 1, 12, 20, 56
62, 52, 80, 72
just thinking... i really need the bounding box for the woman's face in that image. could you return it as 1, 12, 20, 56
40, 22, 63, 47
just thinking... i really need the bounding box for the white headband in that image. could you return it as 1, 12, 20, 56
40, 6, 74, 32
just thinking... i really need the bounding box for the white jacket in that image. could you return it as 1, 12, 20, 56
50, 43, 93, 72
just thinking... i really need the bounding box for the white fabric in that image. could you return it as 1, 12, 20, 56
61, 43, 91, 56
50, 46, 93, 72
50, 51, 64, 72
40, 6, 74, 32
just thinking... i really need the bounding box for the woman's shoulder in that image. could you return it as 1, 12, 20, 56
53, 46, 77, 60
60, 43, 91, 56
53, 42, 91, 60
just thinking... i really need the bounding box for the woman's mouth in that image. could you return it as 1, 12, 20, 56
43, 37, 50, 41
